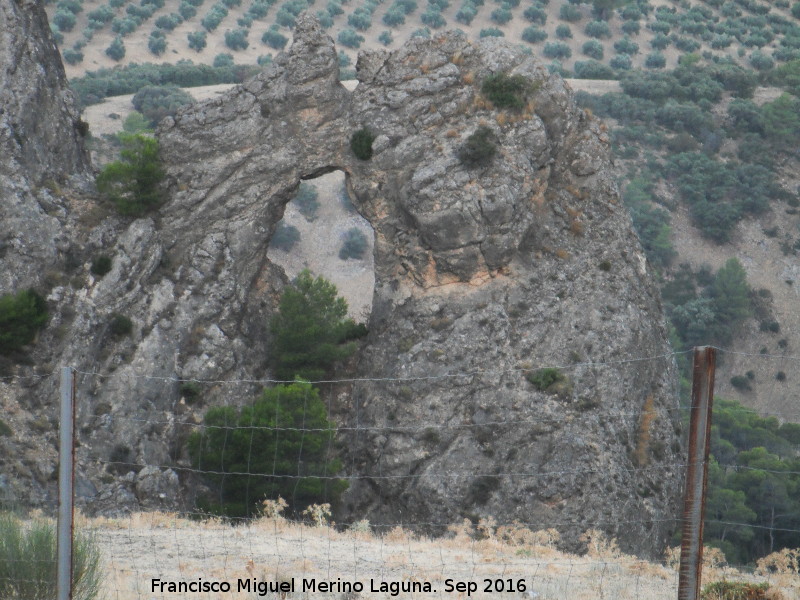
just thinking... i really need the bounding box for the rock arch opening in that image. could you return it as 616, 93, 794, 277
268, 169, 374, 321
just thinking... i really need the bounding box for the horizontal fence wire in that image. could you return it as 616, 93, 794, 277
2, 347, 799, 599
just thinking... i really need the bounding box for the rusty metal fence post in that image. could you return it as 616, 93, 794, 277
677, 346, 716, 600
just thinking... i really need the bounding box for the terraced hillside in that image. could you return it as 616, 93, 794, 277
47, 0, 800, 76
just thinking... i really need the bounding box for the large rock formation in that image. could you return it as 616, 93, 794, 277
1, 10, 682, 557
0, 0, 91, 290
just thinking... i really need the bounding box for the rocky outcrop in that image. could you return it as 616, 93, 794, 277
1, 12, 681, 557
0, 0, 91, 290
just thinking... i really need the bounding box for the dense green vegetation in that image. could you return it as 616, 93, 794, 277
350, 127, 375, 160
96, 133, 165, 216
0, 290, 48, 355
0, 513, 103, 600
187, 381, 347, 517
481, 72, 534, 110
269, 270, 366, 382
70, 61, 260, 107
132, 84, 194, 126
458, 125, 496, 166
705, 398, 800, 564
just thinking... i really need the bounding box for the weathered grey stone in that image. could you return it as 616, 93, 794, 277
1, 11, 681, 559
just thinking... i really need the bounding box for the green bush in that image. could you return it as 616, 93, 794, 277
262, 25, 288, 49
383, 7, 405, 25
609, 54, 632, 70
155, 13, 183, 31
378, 30, 393, 45
179, 2, 198, 19
647, 33, 668, 50
730, 375, 751, 391
582, 39, 604, 59
188, 30, 207, 51
526, 368, 569, 394
645, 52, 666, 68
148, 30, 167, 56
0, 290, 48, 355
105, 36, 125, 61
90, 254, 113, 277
458, 125, 496, 166
555, 24, 572, 38
213, 53, 234, 67
339, 227, 368, 260
490, 7, 512, 24
621, 19, 639, 35
481, 27, 504, 37
187, 381, 348, 517
559, 3, 581, 21
614, 36, 638, 55
584, 19, 610, 38
481, 72, 533, 110
63, 48, 84, 65
0, 513, 103, 600
338, 28, 364, 48
180, 381, 202, 403
348, 8, 372, 29
292, 183, 319, 221
350, 128, 375, 160
750, 50, 774, 71
762, 93, 800, 147
269, 270, 364, 381
201, 4, 228, 30
271, 222, 301, 251
132, 85, 194, 126
700, 580, 769, 600
523, 4, 547, 24
225, 28, 249, 50
53, 9, 77, 32
543, 41, 571, 58
421, 9, 446, 27
109, 314, 133, 337
574, 59, 615, 79
96, 133, 165, 216
521, 26, 546, 42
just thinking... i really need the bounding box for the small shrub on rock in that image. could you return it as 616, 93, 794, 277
458, 126, 496, 167
350, 127, 375, 160
526, 367, 570, 395
481, 72, 533, 110
0, 289, 48, 355
96, 133, 165, 216
90, 254, 113, 277
109, 314, 133, 337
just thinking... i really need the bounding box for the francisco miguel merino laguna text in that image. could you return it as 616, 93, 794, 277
151, 577, 435, 596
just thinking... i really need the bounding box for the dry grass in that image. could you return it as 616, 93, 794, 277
64, 512, 800, 600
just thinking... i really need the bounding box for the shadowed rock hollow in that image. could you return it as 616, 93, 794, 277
0, 8, 682, 559
157, 15, 682, 557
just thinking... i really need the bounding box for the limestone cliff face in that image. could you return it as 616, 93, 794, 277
1, 12, 681, 558
0, 0, 91, 290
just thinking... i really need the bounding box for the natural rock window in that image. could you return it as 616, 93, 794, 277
267, 170, 374, 320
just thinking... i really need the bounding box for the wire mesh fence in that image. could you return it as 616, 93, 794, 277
1, 347, 799, 599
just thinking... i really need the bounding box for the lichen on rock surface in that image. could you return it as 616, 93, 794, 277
1, 9, 681, 558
